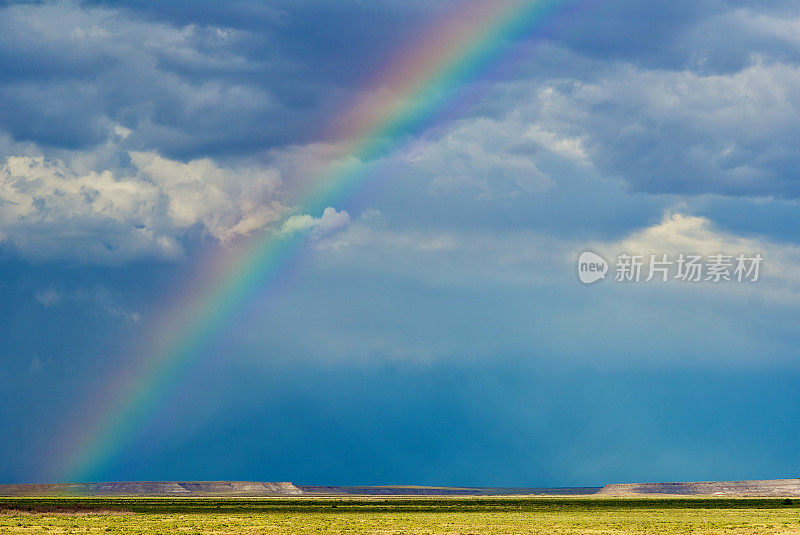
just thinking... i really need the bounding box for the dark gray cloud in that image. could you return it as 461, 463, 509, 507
550, 0, 800, 73
0, 1, 461, 158
2, 0, 799, 173
521, 60, 800, 198
0, 2, 318, 157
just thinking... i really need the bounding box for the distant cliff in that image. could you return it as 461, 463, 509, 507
0, 481, 302, 496
599, 479, 800, 496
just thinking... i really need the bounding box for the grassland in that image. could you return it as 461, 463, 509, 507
1, 496, 799, 534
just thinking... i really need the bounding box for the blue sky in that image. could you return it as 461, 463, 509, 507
2, 0, 800, 485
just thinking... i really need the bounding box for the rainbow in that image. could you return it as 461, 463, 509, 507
59, 0, 572, 482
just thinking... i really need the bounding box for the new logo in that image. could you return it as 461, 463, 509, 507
577, 251, 608, 284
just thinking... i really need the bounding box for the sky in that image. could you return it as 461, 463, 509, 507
1, 0, 800, 486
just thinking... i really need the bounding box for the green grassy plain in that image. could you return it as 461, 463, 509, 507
1, 496, 799, 534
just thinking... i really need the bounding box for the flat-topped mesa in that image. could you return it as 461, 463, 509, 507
599, 479, 800, 496
0, 481, 303, 497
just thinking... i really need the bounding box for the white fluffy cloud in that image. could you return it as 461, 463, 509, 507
279, 206, 351, 238
608, 213, 766, 258
0, 148, 283, 262
129, 151, 283, 241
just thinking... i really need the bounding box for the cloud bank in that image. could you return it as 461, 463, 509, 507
0, 147, 283, 262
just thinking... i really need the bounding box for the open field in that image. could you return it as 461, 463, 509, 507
1, 496, 800, 534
